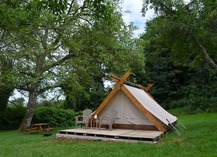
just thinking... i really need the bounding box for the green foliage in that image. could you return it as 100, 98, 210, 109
141, 44, 217, 112
60, 9, 145, 111
36, 100, 65, 108
0, 88, 13, 111
8, 98, 26, 107
0, 0, 145, 130
38, 0, 68, 15
142, 0, 217, 71
0, 55, 15, 111
0, 105, 78, 130
63, 76, 106, 111
140, 1, 217, 112
168, 107, 188, 116
33, 107, 76, 127
0, 105, 26, 130
143, 56, 217, 112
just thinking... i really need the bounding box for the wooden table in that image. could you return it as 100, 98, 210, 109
26, 123, 54, 134
91, 118, 100, 128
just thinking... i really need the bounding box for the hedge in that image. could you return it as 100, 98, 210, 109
32, 107, 76, 127
0, 106, 77, 130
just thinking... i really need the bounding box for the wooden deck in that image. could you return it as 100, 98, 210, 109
56, 128, 164, 143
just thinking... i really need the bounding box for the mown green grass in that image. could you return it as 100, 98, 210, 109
0, 113, 216, 157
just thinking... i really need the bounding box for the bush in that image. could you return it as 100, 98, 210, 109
0, 105, 26, 130
168, 107, 188, 116
186, 94, 217, 113
0, 106, 78, 130
33, 107, 76, 127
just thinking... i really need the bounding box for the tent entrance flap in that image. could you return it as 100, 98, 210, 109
98, 90, 153, 126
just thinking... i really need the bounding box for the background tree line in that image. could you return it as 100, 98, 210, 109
139, 0, 217, 112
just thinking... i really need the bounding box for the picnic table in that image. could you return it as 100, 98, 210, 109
26, 123, 54, 134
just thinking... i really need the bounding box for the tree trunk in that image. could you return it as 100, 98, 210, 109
192, 34, 217, 71
18, 90, 38, 131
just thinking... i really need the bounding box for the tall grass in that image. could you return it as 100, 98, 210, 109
0, 113, 216, 157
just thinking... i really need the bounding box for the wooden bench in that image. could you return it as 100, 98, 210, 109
26, 123, 54, 134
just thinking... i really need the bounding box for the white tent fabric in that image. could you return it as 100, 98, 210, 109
124, 84, 177, 125
98, 90, 153, 125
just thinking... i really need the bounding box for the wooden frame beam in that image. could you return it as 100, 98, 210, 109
92, 72, 131, 117
110, 73, 154, 92
110, 73, 147, 90
111, 73, 158, 102
145, 84, 153, 92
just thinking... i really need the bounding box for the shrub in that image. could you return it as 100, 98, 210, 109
186, 94, 217, 113
0, 105, 26, 130
33, 107, 76, 127
0, 105, 78, 130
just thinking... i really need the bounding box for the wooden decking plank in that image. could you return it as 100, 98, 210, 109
57, 128, 164, 142
118, 130, 163, 139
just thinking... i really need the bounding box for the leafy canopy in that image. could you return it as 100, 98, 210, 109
142, 0, 217, 71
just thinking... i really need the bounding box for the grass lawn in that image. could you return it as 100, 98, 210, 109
0, 112, 216, 157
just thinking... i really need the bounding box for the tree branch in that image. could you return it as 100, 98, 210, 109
72, 0, 88, 18
67, 0, 76, 15
43, 52, 74, 72
37, 83, 61, 94
191, 33, 217, 71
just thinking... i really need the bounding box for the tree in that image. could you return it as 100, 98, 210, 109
142, 0, 217, 71
61, 11, 146, 111
0, 0, 18, 111
0, 0, 145, 131
140, 16, 217, 112
139, 19, 187, 108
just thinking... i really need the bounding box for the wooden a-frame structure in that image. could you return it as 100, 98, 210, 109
92, 72, 177, 132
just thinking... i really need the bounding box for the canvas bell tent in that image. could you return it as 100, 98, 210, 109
92, 72, 178, 132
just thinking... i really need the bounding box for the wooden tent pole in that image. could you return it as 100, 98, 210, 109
145, 84, 154, 92
110, 73, 153, 92
111, 73, 159, 103
92, 72, 132, 117
110, 73, 145, 89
